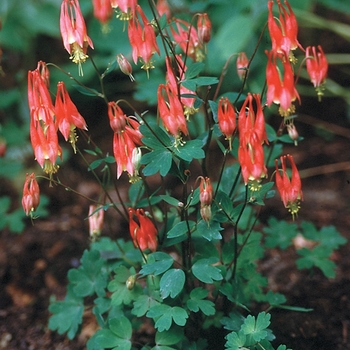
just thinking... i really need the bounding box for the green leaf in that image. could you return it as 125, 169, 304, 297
68, 250, 108, 298
194, 220, 223, 241
167, 221, 196, 239
296, 246, 336, 278
225, 330, 246, 350
159, 194, 182, 207
263, 217, 298, 249
109, 316, 132, 339
265, 291, 286, 306
186, 288, 215, 316
147, 305, 188, 331
192, 257, 223, 283
172, 139, 205, 162
141, 149, 173, 176
140, 123, 173, 149
241, 312, 271, 342
132, 292, 161, 317
140, 252, 174, 276
155, 326, 184, 346
72, 83, 100, 97
185, 62, 205, 79
160, 269, 185, 299
48, 286, 84, 340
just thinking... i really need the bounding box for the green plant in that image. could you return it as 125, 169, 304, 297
12, 0, 348, 349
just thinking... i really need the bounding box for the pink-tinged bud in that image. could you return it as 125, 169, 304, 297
197, 13, 212, 44
108, 102, 127, 133
0, 137, 6, 157
287, 123, 299, 145
156, 0, 171, 21
22, 173, 40, 216
128, 208, 158, 252
218, 97, 236, 150
88, 205, 104, 240
275, 154, 303, 219
199, 176, 213, 206
306, 45, 328, 101
236, 52, 249, 80
116, 53, 135, 81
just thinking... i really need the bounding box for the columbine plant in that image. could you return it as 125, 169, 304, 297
22, 0, 346, 349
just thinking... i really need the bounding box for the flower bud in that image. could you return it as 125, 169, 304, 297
116, 53, 135, 81
287, 123, 299, 145
199, 177, 213, 207
22, 173, 40, 216
236, 52, 248, 80
126, 275, 136, 290
88, 205, 104, 240
197, 13, 212, 44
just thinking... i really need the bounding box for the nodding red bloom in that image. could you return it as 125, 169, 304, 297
156, 0, 171, 21
238, 93, 268, 189
116, 53, 135, 81
267, 0, 302, 57
60, 0, 94, 75
306, 45, 328, 100
171, 19, 204, 62
88, 205, 104, 240
275, 154, 303, 218
199, 176, 213, 223
55, 81, 87, 153
128, 208, 158, 252
218, 97, 236, 150
157, 83, 188, 141
108, 102, 143, 181
110, 0, 137, 20
236, 52, 249, 80
197, 13, 212, 45
266, 50, 300, 117
92, 0, 113, 25
128, 5, 160, 73
28, 64, 62, 175
22, 173, 40, 216
165, 55, 197, 119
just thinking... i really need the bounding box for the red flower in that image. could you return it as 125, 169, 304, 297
108, 102, 143, 181
171, 19, 204, 62
28, 64, 62, 175
157, 83, 188, 141
266, 50, 300, 117
267, 0, 302, 57
238, 94, 267, 188
60, 0, 94, 75
165, 55, 197, 119
128, 5, 160, 72
197, 13, 212, 45
55, 81, 87, 153
236, 52, 249, 80
275, 154, 303, 218
156, 0, 171, 21
218, 97, 236, 150
306, 45, 328, 100
128, 208, 158, 252
199, 176, 213, 223
92, 0, 113, 25
88, 205, 104, 240
116, 53, 135, 81
111, 0, 137, 20
22, 173, 40, 216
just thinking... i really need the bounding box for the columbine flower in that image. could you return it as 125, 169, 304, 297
92, 0, 113, 30
110, 0, 137, 21
171, 18, 204, 62
128, 5, 160, 73
236, 52, 249, 80
218, 97, 236, 150
116, 53, 135, 81
165, 55, 197, 119
156, 0, 171, 21
275, 154, 303, 218
238, 93, 268, 190
128, 208, 158, 252
60, 0, 94, 75
157, 83, 188, 143
88, 205, 104, 240
197, 13, 212, 45
22, 173, 40, 216
266, 50, 300, 117
55, 81, 88, 153
306, 45, 328, 101
108, 102, 143, 181
267, 0, 302, 59
28, 64, 62, 176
